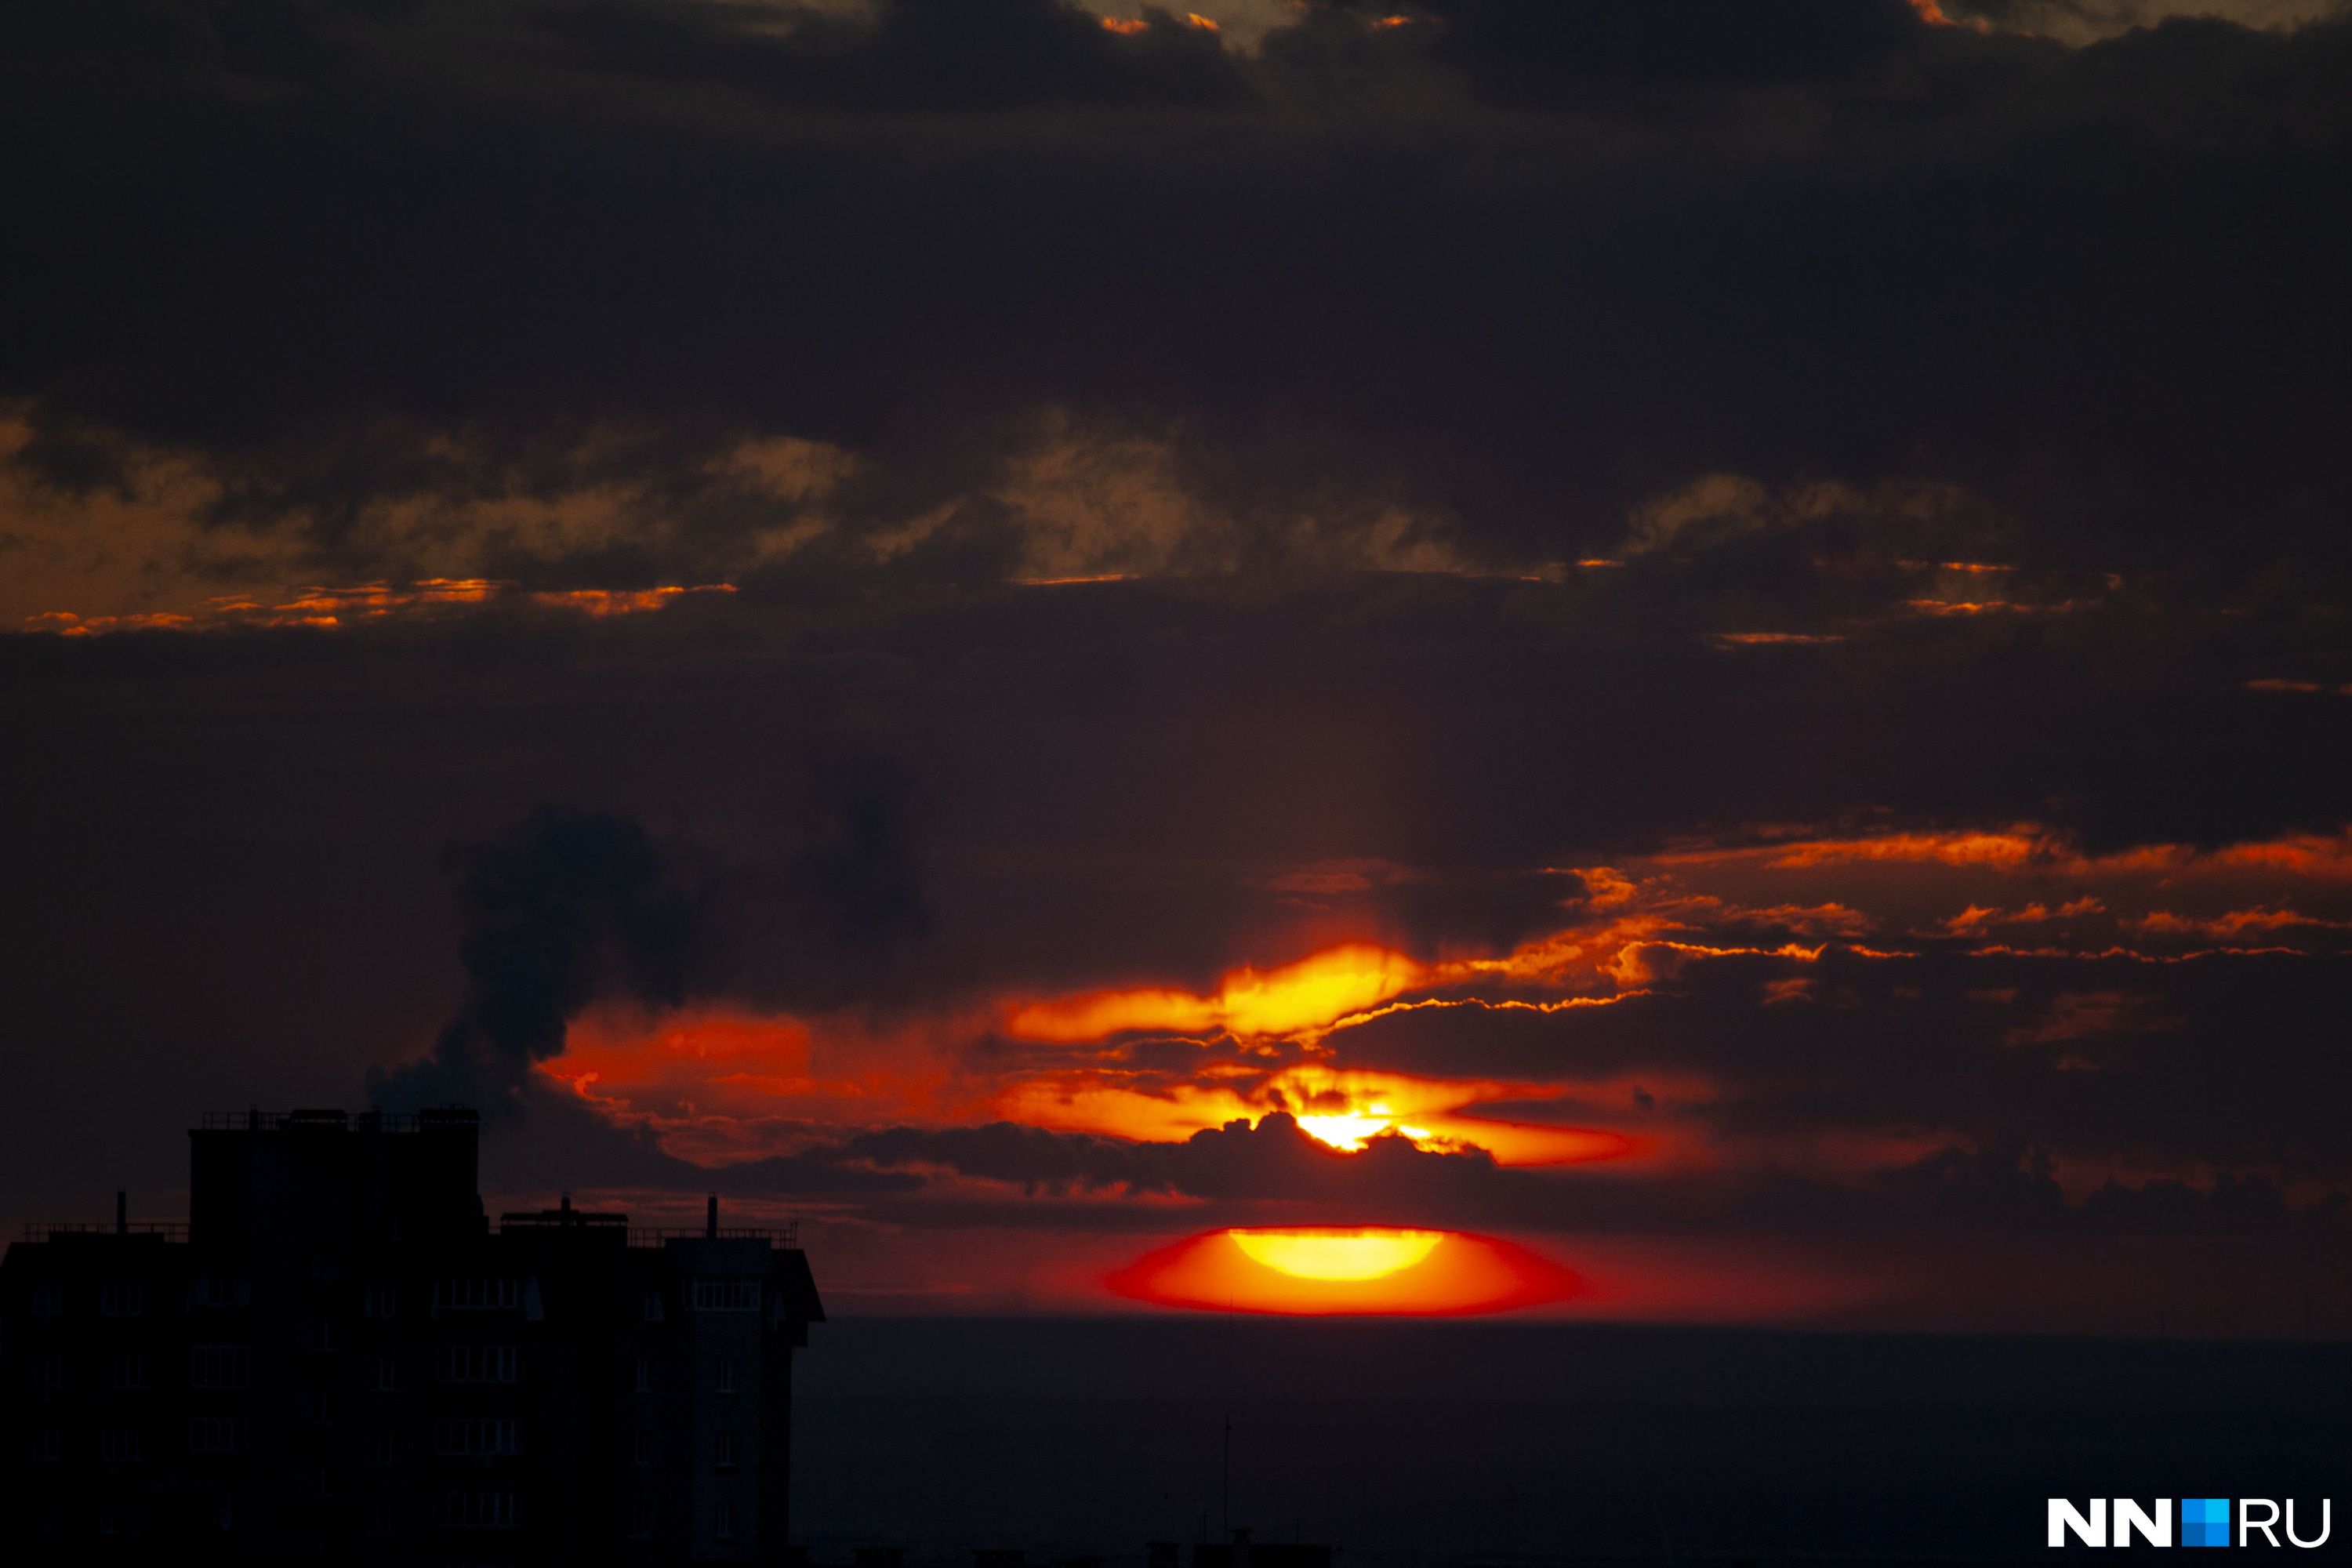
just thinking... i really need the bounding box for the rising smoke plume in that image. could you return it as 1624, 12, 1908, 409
368, 805, 722, 1120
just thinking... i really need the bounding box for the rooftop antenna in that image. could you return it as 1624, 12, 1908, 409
706, 1192, 719, 1240
116, 1189, 127, 1236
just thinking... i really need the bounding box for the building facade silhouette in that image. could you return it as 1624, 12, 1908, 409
0, 1107, 823, 1563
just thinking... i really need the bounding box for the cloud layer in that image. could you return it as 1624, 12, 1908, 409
3, 0, 2347, 1327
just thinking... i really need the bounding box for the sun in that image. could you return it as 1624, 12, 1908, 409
1106, 1226, 1581, 1316
1229, 1227, 1443, 1280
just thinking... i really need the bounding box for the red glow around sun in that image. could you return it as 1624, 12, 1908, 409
1105, 1227, 1581, 1316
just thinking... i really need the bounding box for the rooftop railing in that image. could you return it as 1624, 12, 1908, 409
22, 1221, 190, 1241
628, 1225, 799, 1248
198, 1109, 478, 1132
491, 1214, 799, 1247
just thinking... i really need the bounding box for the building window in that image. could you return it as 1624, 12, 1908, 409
32, 1354, 65, 1388
433, 1277, 522, 1313
189, 1275, 246, 1308
434, 1490, 517, 1530
191, 1345, 251, 1389
100, 1427, 143, 1462
690, 1279, 761, 1312
432, 1417, 520, 1457
369, 1428, 398, 1465
300, 1315, 336, 1352
106, 1354, 147, 1389
363, 1284, 397, 1319
633, 1356, 652, 1393
715, 1431, 737, 1471
98, 1501, 141, 1535
31, 1285, 64, 1316
643, 1288, 665, 1322
307, 1463, 332, 1497
35, 1426, 64, 1461
38, 1496, 65, 1535
631, 1501, 656, 1539
717, 1358, 738, 1395
99, 1283, 142, 1316
310, 1253, 337, 1283
632, 1430, 655, 1465
365, 1498, 400, 1537
437, 1345, 520, 1384
369, 1355, 401, 1392
716, 1501, 737, 1541
188, 1417, 250, 1454
303, 1389, 332, 1425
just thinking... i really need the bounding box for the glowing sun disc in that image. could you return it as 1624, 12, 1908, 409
1230, 1228, 1443, 1280
1107, 1227, 1581, 1316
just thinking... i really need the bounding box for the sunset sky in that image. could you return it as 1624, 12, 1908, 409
4, 0, 2349, 1333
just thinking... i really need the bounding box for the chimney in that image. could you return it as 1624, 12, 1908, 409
116, 1189, 127, 1235
706, 1192, 719, 1240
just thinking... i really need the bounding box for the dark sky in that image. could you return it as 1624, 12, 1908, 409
3, 0, 2349, 1330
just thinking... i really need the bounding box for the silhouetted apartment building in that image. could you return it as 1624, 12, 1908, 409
0, 1107, 823, 1563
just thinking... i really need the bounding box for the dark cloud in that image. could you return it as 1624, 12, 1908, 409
3, 0, 2349, 604
792, 757, 930, 953
750, 1112, 2350, 1239
363, 758, 928, 1113
539, 0, 1251, 111
369, 804, 724, 1116
828, 1112, 1559, 1220
1408, 0, 1930, 96
1339, 946, 2352, 1181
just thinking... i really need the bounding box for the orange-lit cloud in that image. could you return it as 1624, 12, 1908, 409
530, 818, 2350, 1197
995, 1062, 1655, 1166
1650, 826, 2352, 890
1098, 16, 1147, 34
530, 586, 733, 616
23, 579, 735, 636
1905, 597, 2084, 616
1941, 897, 2103, 933
543, 1006, 966, 1163
543, 996, 1669, 1174
1006, 912, 1794, 1033
1901, 0, 1991, 30
1708, 631, 1846, 646
1761, 828, 2053, 869
1005, 942, 1425, 1041
2127, 906, 2349, 941
1107, 1227, 1580, 1316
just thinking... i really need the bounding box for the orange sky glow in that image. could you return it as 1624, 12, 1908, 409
530, 821, 2352, 1227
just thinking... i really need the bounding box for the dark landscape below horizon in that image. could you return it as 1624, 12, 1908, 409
790, 1317, 2352, 1567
